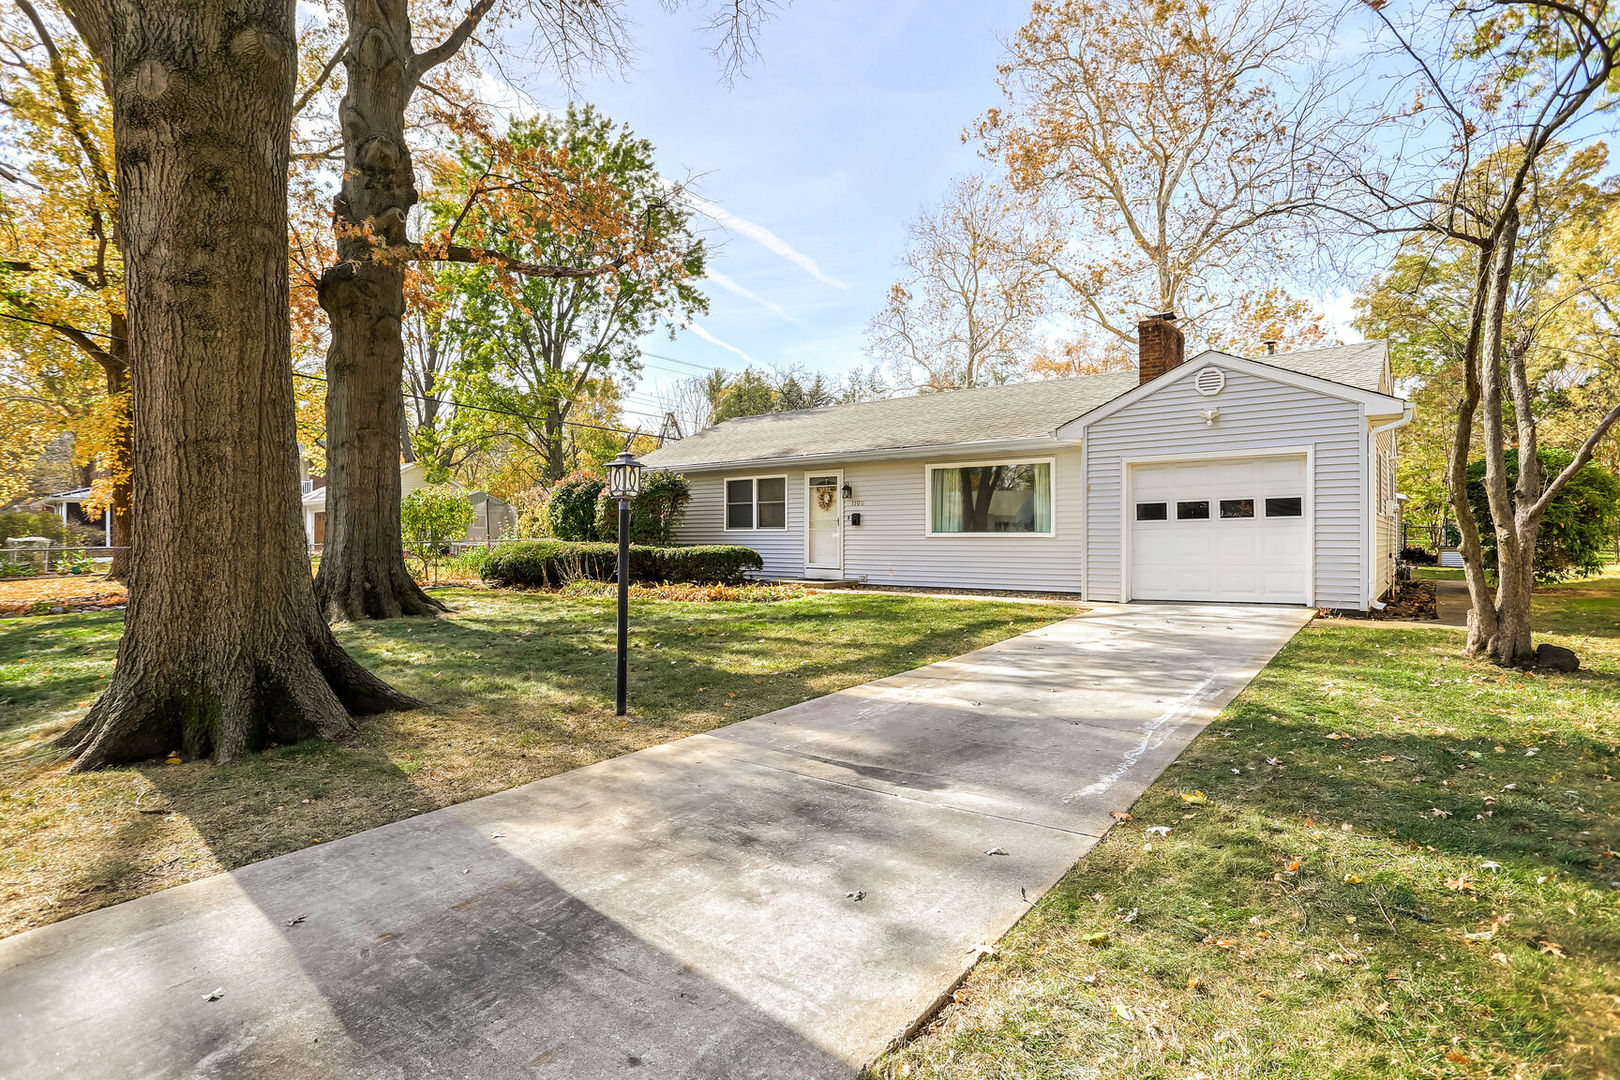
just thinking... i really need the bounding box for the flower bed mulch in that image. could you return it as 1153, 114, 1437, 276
0, 574, 127, 618
1318, 577, 1437, 621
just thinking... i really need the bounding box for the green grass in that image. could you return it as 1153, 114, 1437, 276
1413, 566, 1466, 581
873, 570, 1620, 1080
0, 588, 1065, 938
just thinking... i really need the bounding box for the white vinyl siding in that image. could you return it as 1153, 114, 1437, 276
676, 471, 806, 578
840, 450, 1083, 591
1084, 365, 1368, 609
668, 450, 1085, 590
1373, 427, 1399, 599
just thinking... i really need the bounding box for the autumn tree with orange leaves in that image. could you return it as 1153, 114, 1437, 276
418, 106, 707, 486
980, 0, 1337, 357
0, 0, 130, 576
309, 0, 779, 623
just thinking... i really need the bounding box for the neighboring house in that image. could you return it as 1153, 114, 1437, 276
33, 488, 111, 546
641, 314, 1412, 609
302, 461, 515, 548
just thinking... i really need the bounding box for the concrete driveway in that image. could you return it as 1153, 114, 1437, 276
0, 602, 1310, 1079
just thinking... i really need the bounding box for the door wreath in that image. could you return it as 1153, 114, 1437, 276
815, 485, 837, 511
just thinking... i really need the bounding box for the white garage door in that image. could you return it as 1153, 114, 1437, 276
1128, 455, 1309, 604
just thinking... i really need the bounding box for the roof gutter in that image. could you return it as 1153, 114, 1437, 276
644, 434, 1072, 474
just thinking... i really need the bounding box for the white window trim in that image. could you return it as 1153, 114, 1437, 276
923, 456, 1058, 538
722, 474, 789, 532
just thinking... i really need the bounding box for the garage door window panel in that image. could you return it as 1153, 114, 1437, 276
1265, 497, 1303, 517
1219, 499, 1255, 519
1135, 502, 1168, 521
1176, 500, 1210, 520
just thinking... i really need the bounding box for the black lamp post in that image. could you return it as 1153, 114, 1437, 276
607, 451, 644, 716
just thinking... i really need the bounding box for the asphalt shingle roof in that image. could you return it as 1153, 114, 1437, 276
642, 342, 1389, 471
1246, 340, 1388, 393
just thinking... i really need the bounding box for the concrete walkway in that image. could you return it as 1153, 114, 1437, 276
1434, 578, 1470, 626
0, 603, 1311, 1080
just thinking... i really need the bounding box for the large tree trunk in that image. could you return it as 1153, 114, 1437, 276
1449, 247, 1500, 655
102, 311, 132, 581
311, 0, 443, 622
56, 0, 417, 771
1470, 209, 1539, 666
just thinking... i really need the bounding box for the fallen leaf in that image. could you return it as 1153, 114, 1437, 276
1539, 940, 1567, 958
1181, 791, 1208, 805
1343, 874, 1362, 884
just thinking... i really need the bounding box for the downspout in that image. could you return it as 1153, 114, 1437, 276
1367, 404, 1415, 608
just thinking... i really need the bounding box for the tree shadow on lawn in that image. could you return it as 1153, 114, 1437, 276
0, 609, 123, 743
1153, 625, 1620, 898
2, 592, 1059, 937
337, 592, 1060, 727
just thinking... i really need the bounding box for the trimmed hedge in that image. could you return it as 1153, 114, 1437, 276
481, 540, 763, 588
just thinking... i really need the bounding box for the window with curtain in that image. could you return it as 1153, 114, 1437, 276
928, 461, 1052, 534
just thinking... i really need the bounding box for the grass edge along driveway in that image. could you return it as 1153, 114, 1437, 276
0, 589, 1067, 940
871, 570, 1620, 1080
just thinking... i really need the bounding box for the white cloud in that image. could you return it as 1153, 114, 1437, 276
706, 270, 803, 324
475, 74, 547, 125
1317, 288, 1362, 342
685, 194, 849, 290
684, 322, 757, 366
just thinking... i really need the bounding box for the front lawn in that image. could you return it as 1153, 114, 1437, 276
0, 588, 1065, 939
874, 570, 1620, 1080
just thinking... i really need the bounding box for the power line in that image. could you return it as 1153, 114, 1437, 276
291, 371, 650, 440
641, 350, 726, 373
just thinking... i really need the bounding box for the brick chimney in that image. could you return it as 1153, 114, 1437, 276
1137, 311, 1185, 385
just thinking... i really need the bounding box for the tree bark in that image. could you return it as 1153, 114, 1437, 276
55, 0, 417, 770
1472, 209, 1539, 666
1450, 246, 1500, 656
311, 0, 445, 622
101, 317, 132, 581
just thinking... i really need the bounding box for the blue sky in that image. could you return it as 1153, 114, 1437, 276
511, 0, 1034, 423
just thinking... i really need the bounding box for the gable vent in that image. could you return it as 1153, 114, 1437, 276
1194, 367, 1226, 396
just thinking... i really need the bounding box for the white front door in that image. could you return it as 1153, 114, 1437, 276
1128, 455, 1310, 604
805, 472, 843, 579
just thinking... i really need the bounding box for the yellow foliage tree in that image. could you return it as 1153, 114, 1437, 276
0, 0, 129, 573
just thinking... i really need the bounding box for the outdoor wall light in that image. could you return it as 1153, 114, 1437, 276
841, 482, 853, 500
608, 450, 644, 716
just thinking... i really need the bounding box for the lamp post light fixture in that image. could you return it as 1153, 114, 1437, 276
608, 451, 644, 716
